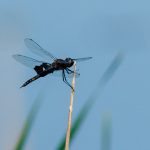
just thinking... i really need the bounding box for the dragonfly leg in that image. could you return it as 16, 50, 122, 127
65, 68, 72, 74
62, 70, 65, 81
66, 68, 80, 76
62, 70, 74, 91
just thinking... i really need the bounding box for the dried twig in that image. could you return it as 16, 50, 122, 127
65, 62, 76, 150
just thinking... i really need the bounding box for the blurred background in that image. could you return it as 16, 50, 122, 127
0, 0, 150, 150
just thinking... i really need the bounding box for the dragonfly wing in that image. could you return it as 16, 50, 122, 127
13, 54, 46, 69
51, 70, 80, 78
73, 57, 92, 62
24, 38, 57, 61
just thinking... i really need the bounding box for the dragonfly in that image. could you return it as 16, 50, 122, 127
13, 38, 92, 90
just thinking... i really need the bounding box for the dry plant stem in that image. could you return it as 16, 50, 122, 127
65, 62, 76, 150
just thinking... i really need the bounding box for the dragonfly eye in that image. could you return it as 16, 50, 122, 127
65, 58, 72, 62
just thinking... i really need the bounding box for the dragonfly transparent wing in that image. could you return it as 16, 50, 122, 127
51, 70, 80, 78
73, 57, 92, 62
24, 38, 57, 61
13, 54, 46, 69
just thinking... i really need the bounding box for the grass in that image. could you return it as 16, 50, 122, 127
57, 53, 124, 150
14, 53, 124, 150
65, 62, 76, 150
101, 113, 112, 150
14, 90, 45, 150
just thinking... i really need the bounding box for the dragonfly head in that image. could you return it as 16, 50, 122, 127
65, 58, 74, 66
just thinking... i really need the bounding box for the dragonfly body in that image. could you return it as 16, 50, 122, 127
52, 58, 74, 70
13, 38, 92, 90
21, 59, 75, 88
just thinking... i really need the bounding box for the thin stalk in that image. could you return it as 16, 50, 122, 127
65, 62, 76, 150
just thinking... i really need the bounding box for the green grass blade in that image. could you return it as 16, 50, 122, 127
14, 91, 45, 150
57, 53, 124, 150
101, 113, 112, 150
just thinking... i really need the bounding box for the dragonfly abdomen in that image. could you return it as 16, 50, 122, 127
20, 74, 40, 88
34, 63, 52, 74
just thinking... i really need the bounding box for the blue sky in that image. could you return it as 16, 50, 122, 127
0, 0, 150, 149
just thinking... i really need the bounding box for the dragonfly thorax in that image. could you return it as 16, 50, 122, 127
52, 58, 74, 69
